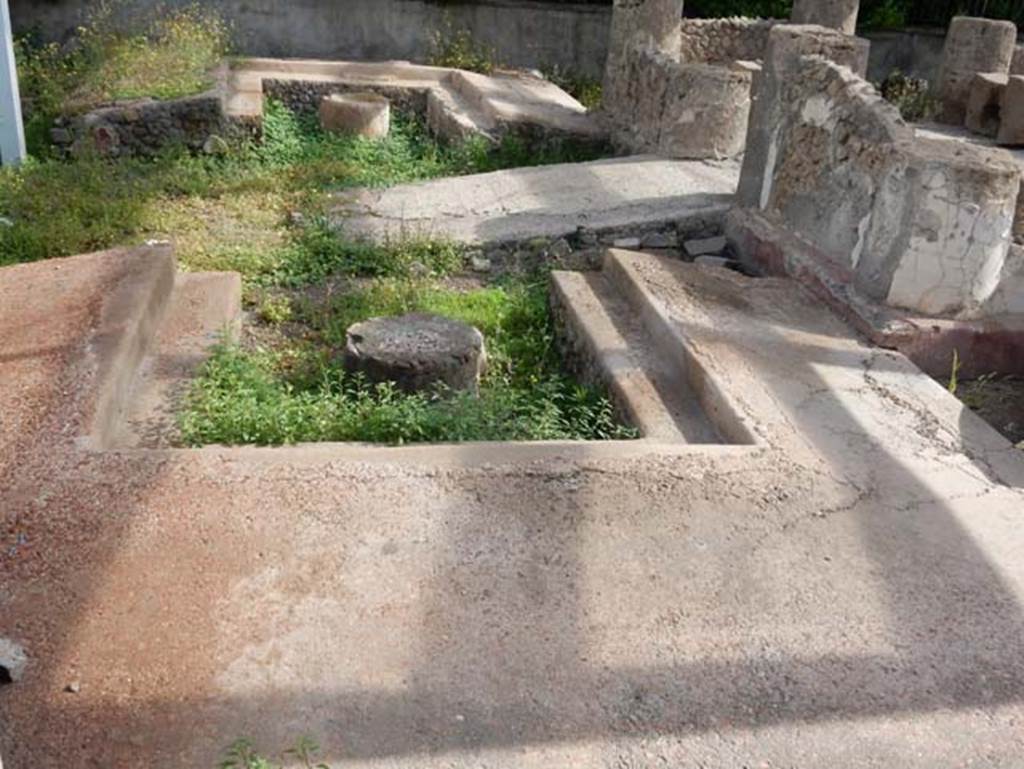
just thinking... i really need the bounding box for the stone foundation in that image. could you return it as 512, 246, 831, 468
678, 17, 777, 64
604, 5, 783, 160
614, 50, 753, 159
50, 90, 253, 158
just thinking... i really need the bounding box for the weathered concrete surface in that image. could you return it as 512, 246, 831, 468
3, 247, 1024, 769
936, 17, 1017, 125
330, 155, 738, 246
551, 268, 725, 444
226, 58, 602, 145
115, 271, 242, 449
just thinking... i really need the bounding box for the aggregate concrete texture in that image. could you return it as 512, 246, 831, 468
331, 155, 738, 246
2, 247, 1024, 768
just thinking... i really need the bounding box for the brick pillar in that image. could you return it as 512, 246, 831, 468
790, 0, 860, 35
603, 0, 683, 122
937, 17, 1017, 125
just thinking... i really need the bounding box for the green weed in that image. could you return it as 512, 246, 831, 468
180, 278, 636, 446
221, 736, 329, 769
428, 14, 498, 74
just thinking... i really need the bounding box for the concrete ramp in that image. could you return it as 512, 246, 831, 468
330, 155, 738, 247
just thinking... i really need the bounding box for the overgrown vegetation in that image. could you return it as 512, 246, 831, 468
878, 69, 937, 122
428, 13, 498, 74
221, 737, 329, 769
180, 274, 637, 446
0, 98, 603, 273
5, 2, 630, 447
16, 1, 230, 152
543, 66, 603, 111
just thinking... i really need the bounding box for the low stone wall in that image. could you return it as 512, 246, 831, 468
50, 90, 252, 158
735, 31, 1021, 320
679, 17, 777, 64
613, 45, 753, 158
263, 80, 429, 119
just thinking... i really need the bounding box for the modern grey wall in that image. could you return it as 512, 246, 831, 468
9, 0, 950, 85
10, 0, 614, 79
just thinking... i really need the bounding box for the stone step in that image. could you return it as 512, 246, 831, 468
111, 272, 242, 449
447, 68, 603, 139
84, 245, 178, 449
602, 248, 761, 445
551, 269, 722, 443
427, 80, 499, 143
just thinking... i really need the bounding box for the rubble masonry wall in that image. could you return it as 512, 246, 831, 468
737, 34, 1021, 319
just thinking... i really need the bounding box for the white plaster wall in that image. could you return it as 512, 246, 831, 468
886, 166, 1015, 317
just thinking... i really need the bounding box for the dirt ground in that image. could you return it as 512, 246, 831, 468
950, 376, 1024, 448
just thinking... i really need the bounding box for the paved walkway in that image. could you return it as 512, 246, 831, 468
2, 247, 1024, 768
330, 155, 738, 245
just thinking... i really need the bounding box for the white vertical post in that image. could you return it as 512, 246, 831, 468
0, 0, 26, 167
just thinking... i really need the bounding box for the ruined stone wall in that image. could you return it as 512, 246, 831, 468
615, 47, 753, 158
50, 91, 246, 158
263, 80, 429, 119
735, 42, 1021, 319
678, 18, 777, 64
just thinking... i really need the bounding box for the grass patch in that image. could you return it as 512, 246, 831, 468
0, 98, 606, 275
180, 277, 637, 446
16, 1, 230, 153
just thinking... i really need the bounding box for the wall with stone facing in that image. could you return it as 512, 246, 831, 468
50, 90, 253, 158
735, 39, 1022, 320
678, 17, 777, 64
613, 46, 753, 158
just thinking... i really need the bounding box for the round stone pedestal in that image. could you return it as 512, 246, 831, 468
344, 313, 486, 395
319, 92, 391, 139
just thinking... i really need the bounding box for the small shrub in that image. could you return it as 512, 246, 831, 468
878, 69, 937, 123
542, 66, 603, 111
862, 0, 907, 29
428, 14, 498, 74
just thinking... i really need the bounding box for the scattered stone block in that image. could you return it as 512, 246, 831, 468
320, 92, 391, 139
548, 238, 573, 259
343, 313, 486, 395
613, 237, 642, 249
641, 231, 677, 249
790, 0, 860, 35
0, 639, 27, 683
965, 73, 1008, 138
997, 76, 1024, 146
937, 17, 1017, 125
684, 235, 727, 257
470, 255, 492, 273
694, 255, 736, 269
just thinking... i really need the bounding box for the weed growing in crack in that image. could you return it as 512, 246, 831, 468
221, 736, 330, 769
